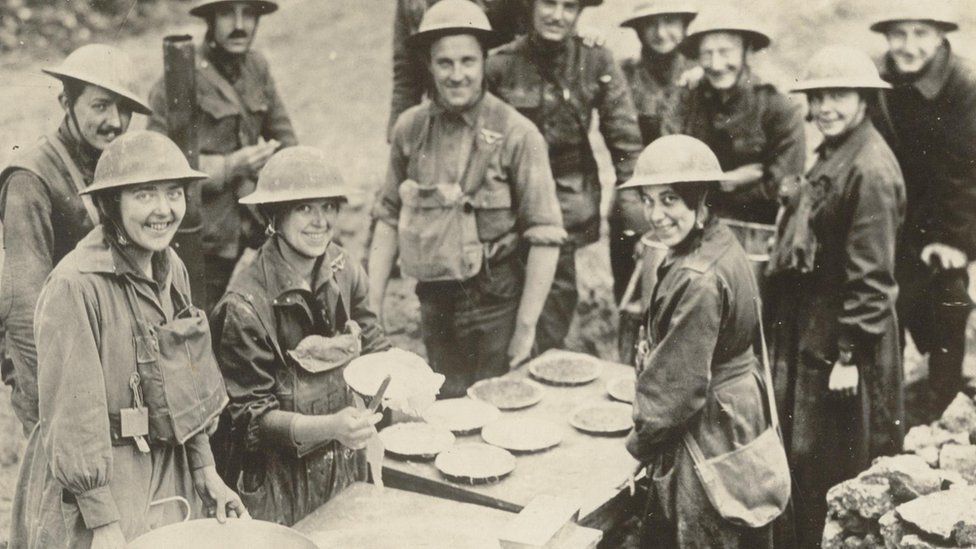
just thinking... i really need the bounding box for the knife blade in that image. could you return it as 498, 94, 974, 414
368, 374, 392, 413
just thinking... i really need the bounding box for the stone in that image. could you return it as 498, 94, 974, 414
896, 486, 976, 542
939, 469, 969, 490
954, 520, 976, 547
827, 478, 896, 521
905, 424, 971, 459
939, 445, 976, 484
939, 393, 976, 439
823, 518, 847, 549
858, 454, 942, 503
879, 510, 906, 549
896, 534, 952, 548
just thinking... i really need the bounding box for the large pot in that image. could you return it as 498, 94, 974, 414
128, 497, 318, 549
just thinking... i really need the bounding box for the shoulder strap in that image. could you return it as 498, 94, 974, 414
44, 134, 100, 225
752, 296, 780, 434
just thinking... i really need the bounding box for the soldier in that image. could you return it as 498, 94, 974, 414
369, 0, 566, 397
667, 8, 805, 224
0, 44, 150, 436
486, 0, 643, 352
869, 2, 976, 417
148, 0, 297, 311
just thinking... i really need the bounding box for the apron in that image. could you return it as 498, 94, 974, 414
236, 295, 367, 526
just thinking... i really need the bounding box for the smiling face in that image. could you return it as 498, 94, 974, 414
638, 14, 688, 55
884, 21, 945, 75
808, 89, 866, 140
277, 199, 340, 258
639, 185, 698, 247
428, 34, 485, 111
212, 2, 259, 54
532, 0, 582, 43
118, 182, 186, 253
699, 31, 746, 90
62, 84, 132, 151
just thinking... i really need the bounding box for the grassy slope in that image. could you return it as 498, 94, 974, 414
1, 0, 975, 544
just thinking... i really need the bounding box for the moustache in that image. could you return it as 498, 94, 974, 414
97, 126, 122, 137
228, 29, 249, 40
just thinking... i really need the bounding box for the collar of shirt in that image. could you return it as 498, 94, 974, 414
882, 41, 952, 100
429, 91, 486, 128
56, 117, 99, 181
815, 116, 874, 161
701, 66, 756, 110
74, 225, 174, 290
259, 235, 345, 299
201, 39, 245, 83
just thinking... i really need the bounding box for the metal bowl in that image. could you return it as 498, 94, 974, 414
128, 518, 318, 549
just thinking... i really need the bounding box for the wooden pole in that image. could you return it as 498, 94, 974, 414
162, 35, 207, 304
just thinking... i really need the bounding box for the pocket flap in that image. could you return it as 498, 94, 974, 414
197, 92, 240, 120
399, 179, 464, 208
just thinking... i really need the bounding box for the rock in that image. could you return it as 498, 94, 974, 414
879, 510, 906, 549
940, 469, 969, 490
828, 478, 896, 521
905, 424, 971, 464
858, 454, 942, 503
897, 534, 952, 548
918, 446, 942, 467
823, 518, 846, 549
939, 445, 976, 484
954, 520, 976, 547
939, 393, 976, 439
896, 487, 976, 541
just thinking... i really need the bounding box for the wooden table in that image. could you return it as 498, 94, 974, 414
383, 350, 641, 531
292, 482, 602, 548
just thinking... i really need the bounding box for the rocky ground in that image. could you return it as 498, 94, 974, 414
1, 1, 976, 547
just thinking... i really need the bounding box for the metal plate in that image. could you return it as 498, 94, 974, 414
422, 398, 501, 435
606, 375, 636, 404
480, 417, 562, 454
569, 402, 634, 436
528, 354, 601, 386
467, 378, 544, 410
379, 422, 456, 461
435, 443, 516, 485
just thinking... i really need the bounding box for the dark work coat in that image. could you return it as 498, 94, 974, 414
666, 70, 806, 224
487, 34, 643, 245
767, 119, 905, 548
628, 220, 773, 548
210, 236, 390, 525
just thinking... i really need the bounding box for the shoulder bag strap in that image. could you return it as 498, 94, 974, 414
45, 134, 100, 225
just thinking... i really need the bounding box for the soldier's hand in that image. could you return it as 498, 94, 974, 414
328, 407, 382, 451
227, 141, 279, 179
507, 324, 536, 369
678, 66, 705, 89
719, 163, 764, 192
828, 363, 859, 398
576, 25, 607, 47
921, 243, 968, 270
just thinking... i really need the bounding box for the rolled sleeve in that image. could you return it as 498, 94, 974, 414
36, 276, 118, 529
510, 128, 566, 246
184, 432, 216, 471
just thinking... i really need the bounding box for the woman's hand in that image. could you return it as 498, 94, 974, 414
327, 408, 382, 451
192, 465, 250, 522
90, 522, 126, 549
828, 363, 859, 397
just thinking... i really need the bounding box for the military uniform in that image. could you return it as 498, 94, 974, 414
375, 92, 565, 397
872, 43, 976, 414
487, 34, 642, 350
0, 121, 100, 434
666, 70, 805, 224
147, 42, 298, 309
390, 0, 526, 136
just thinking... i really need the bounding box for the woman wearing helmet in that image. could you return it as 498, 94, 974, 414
210, 146, 391, 526
767, 45, 906, 548
624, 135, 786, 547
10, 131, 245, 549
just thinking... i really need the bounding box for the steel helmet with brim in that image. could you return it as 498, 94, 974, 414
81, 131, 207, 195
792, 46, 891, 93
618, 135, 729, 189
678, 8, 771, 58
869, 1, 958, 34
189, 0, 278, 17
620, 0, 697, 29
42, 44, 152, 116
239, 146, 354, 206
407, 0, 501, 51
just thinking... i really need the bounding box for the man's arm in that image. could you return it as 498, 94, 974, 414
366, 221, 399, 320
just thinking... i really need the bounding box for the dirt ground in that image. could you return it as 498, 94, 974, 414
1, 0, 976, 545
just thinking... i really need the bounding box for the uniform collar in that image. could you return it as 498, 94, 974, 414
75, 226, 174, 288
259, 235, 346, 300
701, 66, 756, 107
815, 116, 874, 160
882, 41, 952, 100
201, 39, 246, 83
667, 217, 734, 273
56, 117, 99, 181
429, 91, 486, 128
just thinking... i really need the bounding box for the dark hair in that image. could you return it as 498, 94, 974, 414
61, 78, 88, 108
804, 89, 873, 122
672, 181, 716, 212
92, 191, 126, 244
258, 198, 346, 231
